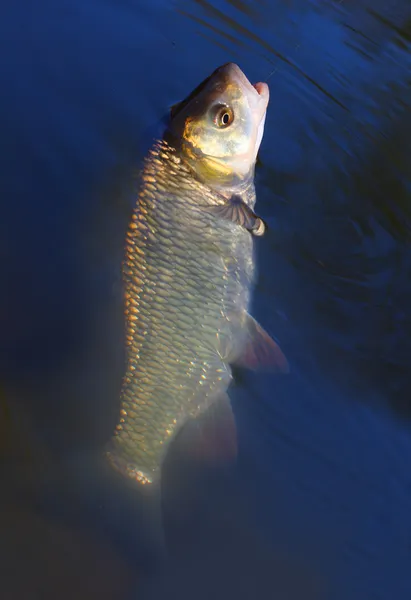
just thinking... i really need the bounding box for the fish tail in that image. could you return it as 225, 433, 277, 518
19, 448, 168, 571
69, 456, 168, 570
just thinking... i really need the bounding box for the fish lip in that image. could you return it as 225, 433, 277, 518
253, 81, 269, 101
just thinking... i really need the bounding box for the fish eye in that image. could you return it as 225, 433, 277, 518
211, 104, 234, 128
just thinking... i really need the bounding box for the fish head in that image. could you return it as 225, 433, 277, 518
167, 63, 269, 189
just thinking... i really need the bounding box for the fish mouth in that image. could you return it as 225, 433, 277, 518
253, 81, 269, 100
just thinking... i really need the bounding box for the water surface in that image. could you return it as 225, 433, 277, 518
1, 0, 411, 598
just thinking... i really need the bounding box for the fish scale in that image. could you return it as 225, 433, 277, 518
106, 139, 255, 484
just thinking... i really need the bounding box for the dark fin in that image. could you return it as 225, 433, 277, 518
177, 393, 237, 465
234, 314, 290, 373
208, 195, 266, 236
160, 393, 237, 550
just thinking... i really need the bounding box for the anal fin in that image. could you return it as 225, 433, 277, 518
177, 393, 237, 466
233, 314, 289, 374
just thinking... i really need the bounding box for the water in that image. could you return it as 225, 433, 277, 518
1, 0, 411, 598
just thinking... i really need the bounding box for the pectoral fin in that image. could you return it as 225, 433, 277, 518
208, 195, 266, 236
234, 314, 289, 373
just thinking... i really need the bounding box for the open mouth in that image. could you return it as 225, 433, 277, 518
253, 82, 269, 99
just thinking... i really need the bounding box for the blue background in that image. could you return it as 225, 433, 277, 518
0, 1, 410, 598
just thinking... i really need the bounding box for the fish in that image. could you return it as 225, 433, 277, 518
105, 62, 288, 492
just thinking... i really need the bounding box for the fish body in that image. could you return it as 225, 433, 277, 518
106, 63, 287, 487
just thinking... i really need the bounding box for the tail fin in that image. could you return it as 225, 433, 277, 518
27, 452, 167, 571
87, 458, 167, 569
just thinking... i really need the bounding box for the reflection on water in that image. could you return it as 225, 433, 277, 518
1, 0, 411, 598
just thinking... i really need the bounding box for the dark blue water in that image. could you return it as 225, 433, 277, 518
1, 1, 411, 598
